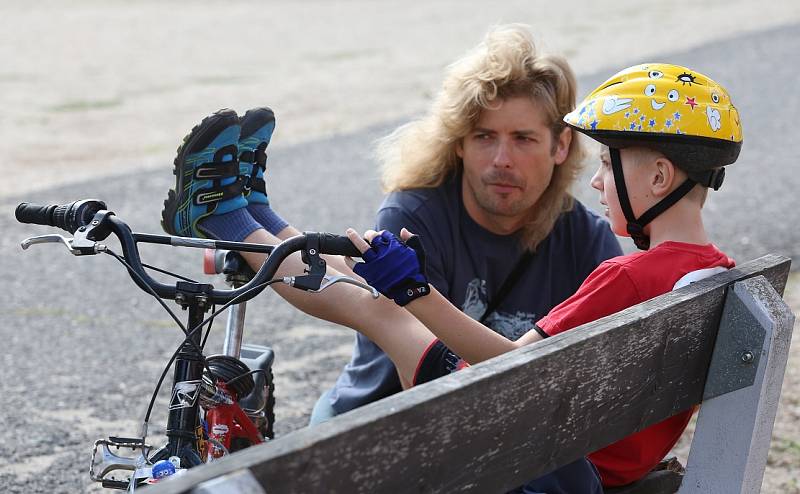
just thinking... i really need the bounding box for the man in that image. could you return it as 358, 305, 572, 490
162, 24, 619, 493
309, 24, 622, 422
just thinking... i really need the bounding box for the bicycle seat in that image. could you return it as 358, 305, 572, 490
204, 249, 256, 284
223, 251, 256, 280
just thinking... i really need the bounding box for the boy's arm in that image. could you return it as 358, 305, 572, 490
346, 228, 540, 364
405, 288, 537, 363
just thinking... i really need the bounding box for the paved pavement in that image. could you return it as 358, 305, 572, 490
0, 23, 797, 492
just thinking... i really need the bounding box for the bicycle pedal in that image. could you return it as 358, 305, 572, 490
108, 436, 145, 447
90, 437, 152, 483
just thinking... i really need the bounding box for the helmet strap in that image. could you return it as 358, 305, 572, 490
609, 147, 697, 250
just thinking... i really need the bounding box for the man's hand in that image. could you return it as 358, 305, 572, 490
345, 228, 429, 306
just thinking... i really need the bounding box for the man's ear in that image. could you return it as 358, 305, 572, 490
455, 139, 464, 159
553, 127, 572, 165
652, 156, 679, 197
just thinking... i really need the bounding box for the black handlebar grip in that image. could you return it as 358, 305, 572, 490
15, 203, 58, 228
318, 233, 362, 258
15, 199, 107, 234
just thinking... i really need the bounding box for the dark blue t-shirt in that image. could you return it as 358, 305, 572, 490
329, 173, 622, 413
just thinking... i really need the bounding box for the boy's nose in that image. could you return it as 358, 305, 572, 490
590, 166, 603, 191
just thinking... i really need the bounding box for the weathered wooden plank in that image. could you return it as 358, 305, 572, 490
150, 254, 790, 494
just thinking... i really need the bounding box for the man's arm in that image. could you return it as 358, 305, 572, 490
376, 205, 450, 296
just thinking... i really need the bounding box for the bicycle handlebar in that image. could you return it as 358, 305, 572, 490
16, 199, 108, 234
16, 200, 363, 305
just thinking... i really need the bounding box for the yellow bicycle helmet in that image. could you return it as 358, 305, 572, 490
563, 63, 743, 249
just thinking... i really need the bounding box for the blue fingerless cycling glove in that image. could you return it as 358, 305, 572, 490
353, 231, 430, 306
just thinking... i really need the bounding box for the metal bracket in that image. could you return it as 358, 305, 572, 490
681, 275, 795, 493
702, 284, 766, 400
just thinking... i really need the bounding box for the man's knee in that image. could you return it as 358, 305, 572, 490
309, 388, 339, 425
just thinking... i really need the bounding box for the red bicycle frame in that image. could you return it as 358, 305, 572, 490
203, 382, 263, 459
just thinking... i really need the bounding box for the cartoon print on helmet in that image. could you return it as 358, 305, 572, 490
602, 95, 632, 115
645, 83, 666, 111
676, 71, 697, 85
706, 106, 721, 132
643, 68, 677, 112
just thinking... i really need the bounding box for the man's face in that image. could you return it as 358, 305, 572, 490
457, 96, 570, 234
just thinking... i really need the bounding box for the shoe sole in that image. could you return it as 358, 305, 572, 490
161, 108, 239, 236
240, 107, 275, 141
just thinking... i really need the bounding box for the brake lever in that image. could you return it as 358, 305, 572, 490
20, 233, 103, 256
284, 274, 380, 299
317, 275, 380, 298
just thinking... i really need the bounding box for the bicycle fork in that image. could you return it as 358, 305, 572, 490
205, 266, 276, 456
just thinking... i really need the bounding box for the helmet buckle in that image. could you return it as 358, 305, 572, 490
708, 167, 725, 191
626, 222, 650, 250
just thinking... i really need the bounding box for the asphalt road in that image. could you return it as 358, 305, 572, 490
0, 23, 797, 493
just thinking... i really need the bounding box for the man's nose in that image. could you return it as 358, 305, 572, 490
492, 140, 513, 168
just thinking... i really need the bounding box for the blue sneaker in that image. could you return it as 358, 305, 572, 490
238, 107, 276, 205
161, 108, 247, 238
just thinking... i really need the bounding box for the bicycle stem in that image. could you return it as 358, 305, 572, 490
165, 297, 208, 464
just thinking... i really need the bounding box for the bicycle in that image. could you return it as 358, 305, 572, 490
15, 199, 376, 490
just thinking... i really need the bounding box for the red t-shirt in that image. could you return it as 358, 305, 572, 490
536, 241, 735, 487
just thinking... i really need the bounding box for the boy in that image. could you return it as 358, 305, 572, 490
344, 63, 742, 486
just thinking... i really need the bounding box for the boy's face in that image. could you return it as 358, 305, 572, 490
456, 96, 571, 234
591, 146, 655, 237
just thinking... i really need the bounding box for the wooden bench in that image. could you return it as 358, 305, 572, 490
150, 254, 795, 494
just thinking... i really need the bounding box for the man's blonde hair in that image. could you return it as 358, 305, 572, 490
377, 24, 583, 251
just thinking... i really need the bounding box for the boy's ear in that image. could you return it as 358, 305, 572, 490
651, 156, 679, 196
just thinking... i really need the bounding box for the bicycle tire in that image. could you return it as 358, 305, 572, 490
230, 368, 275, 453
262, 369, 275, 440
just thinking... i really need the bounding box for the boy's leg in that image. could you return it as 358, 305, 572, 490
237, 228, 435, 386
161, 109, 434, 391
510, 459, 603, 494
160, 110, 434, 386
237, 107, 358, 277
161, 108, 263, 242
237, 107, 292, 237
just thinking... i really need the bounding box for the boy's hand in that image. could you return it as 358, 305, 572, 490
345, 228, 430, 306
